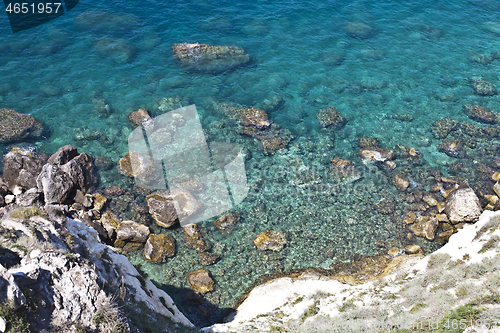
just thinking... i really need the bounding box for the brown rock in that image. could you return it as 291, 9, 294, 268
143, 234, 176, 262
438, 229, 455, 245
238, 108, 270, 129
214, 213, 239, 230
422, 193, 438, 206
402, 211, 416, 225
358, 137, 379, 148
463, 104, 498, 124
404, 244, 423, 255
437, 139, 464, 158
392, 174, 410, 191
117, 151, 160, 183
430, 117, 459, 139
146, 189, 202, 228
409, 216, 439, 240
186, 269, 214, 293
103, 186, 127, 197
128, 108, 152, 127
92, 193, 107, 211
254, 230, 286, 251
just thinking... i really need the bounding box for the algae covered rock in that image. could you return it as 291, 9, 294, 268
186, 268, 214, 293
316, 106, 347, 129
430, 117, 459, 139
471, 79, 497, 96
0, 108, 44, 144
143, 234, 176, 262
172, 43, 251, 73
437, 139, 464, 158
463, 104, 498, 124
254, 230, 286, 251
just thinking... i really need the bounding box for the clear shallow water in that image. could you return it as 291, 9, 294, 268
2, 0, 500, 326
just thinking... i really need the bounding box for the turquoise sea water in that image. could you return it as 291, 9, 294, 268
2, 0, 500, 326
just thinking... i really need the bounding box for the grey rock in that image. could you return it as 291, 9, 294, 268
3, 148, 47, 192
445, 186, 483, 224
60, 153, 95, 193
44, 204, 68, 224
0, 316, 6, 333
15, 188, 43, 206
116, 220, 150, 242
36, 163, 75, 204
47, 144, 79, 166
0, 263, 26, 309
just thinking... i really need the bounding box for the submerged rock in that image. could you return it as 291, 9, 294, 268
437, 139, 465, 158
186, 269, 214, 293
374, 198, 395, 214
94, 37, 135, 63
143, 234, 176, 263
357, 147, 394, 163
316, 106, 347, 129
471, 79, 497, 96
238, 108, 271, 129
118, 151, 161, 185
0, 108, 44, 144
444, 185, 482, 224
146, 189, 202, 227
254, 230, 287, 251
430, 117, 459, 139
344, 21, 374, 39
128, 108, 152, 127
463, 104, 498, 124
328, 157, 361, 183
172, 43, 251, 73
214, 213, 239, 230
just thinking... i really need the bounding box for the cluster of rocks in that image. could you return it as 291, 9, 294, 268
172, 43, 252, 73
212, 101, 292, 153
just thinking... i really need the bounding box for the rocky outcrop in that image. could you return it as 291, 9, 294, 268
172, 43, 251, 72
0, 108, 44, 144
444, 185, 482, 224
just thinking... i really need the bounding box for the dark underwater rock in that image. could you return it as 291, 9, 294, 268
0, 108, 44, 144
463, 104, 498, 124
172, 43, 251, 73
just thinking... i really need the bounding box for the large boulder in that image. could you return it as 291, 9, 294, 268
36, 163, 75, 204
0, 108, 44, 143
146, 189, 202, 228
116, 221, 150, 243
254, 230, 287, 251
172, 43, 251, 73
143, 234, 176, 263
47, 145, 78, 166
186, 269, 214, 294
444, 186, 482, 224
3, 147, 48, 192
60, 152, 95, 193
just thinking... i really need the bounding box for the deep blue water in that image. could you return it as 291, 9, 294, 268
2, 0, 500, 327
